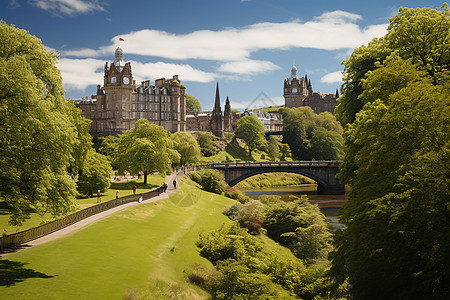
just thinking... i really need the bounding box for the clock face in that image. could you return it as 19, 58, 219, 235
123, 77, 130, 84
292, 88, 298, 93
111, 76, 116, 83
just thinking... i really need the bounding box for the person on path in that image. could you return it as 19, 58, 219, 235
133, 185, 136, 195
138, 193, 143, 203
173, 179, 177, 189
97, 190, 101, 203
116, 190, 119, 199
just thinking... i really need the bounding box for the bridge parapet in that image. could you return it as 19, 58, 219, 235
196, 161, 345, 195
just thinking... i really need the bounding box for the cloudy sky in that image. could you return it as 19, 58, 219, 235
2, 0, 443, 110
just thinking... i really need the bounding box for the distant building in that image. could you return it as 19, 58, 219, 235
186, 82, 283, 136
283, 64, 339, 114
71, 47, 186, 135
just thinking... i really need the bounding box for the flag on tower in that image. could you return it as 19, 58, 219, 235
119, 37, 124, 41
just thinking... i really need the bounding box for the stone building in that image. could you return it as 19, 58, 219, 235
283, 64, 339, 114
72, 47, 186, 135
186, 82, 283, 135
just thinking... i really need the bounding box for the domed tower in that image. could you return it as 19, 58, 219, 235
283, 63, 309, 108
96, 47, 135, 135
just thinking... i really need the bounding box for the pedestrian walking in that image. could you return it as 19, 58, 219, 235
97, 190, 101, 203
133, 185, 136, 194
116, 190, 119, 199
173, 179, 177, 189
138, 193, 143, 203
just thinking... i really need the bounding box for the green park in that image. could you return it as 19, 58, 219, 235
1, 3, 449, 300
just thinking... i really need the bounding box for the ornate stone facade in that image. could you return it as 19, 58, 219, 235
283, 64, 339, 114
72, 47, 186, 135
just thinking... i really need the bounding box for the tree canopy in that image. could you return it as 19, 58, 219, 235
77, 149, 112, 197
185, 94, 202, 115
113, 119, 179, 184
331, 5, 450, 298
0, 22, 91, 225
172, 132, 201, 166
282, 107, 344, 160
235, 115, 267, 157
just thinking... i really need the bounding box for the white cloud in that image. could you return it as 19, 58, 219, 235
57, 58, 105, 92
320, 71, 343, 84
57, 58, 216, 93
29, 0, 105, 15
62, 11, 389, 61
217, 60, 280, 75
130, 61, 216, 83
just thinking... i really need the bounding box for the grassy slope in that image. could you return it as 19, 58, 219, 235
0, 180, 236, 299
0, 175, 165, 234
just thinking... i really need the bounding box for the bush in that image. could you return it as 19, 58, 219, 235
223, 200, 265, 234
189, 169, 227, 194
224, 189, 250, 203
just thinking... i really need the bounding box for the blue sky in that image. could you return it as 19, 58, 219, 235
2, 0, 444, 111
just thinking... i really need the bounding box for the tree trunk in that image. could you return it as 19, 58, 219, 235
143, 171, 148, 184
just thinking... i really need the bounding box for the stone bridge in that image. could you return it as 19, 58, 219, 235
201, 161, 345, 195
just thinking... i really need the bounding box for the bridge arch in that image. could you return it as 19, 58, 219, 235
227, 169, 326, 189
206, 161, 345, 195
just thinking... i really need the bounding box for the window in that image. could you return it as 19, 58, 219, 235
139, 95, 143, 101
139, 112, 144, 119
139, 104, 143, 110
149, 104, 152, 111
132, 94, 136, 101
149, 96, 153, 102
122, 103, 126, 109
115, 103, 119, 109
133, 112, 136, 119
155, 104, 158, 111
122, 95, 126, 101
139, 87, 143, 93
132, 104, 136, 110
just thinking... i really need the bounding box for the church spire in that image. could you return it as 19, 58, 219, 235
224, 96, 231, 116
213, 81, 222, 114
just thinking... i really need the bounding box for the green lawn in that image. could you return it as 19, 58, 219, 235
0, 179, 236, 299
0, 174, 165, 234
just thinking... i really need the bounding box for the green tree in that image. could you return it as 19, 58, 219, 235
98, 135, 118, 162
114, 119, 179, 184
197, 131, 219, 157
263, 196, 332, 263
235, 115, 267, 157
77, 150, 112, 197
279, 143, 292, 161
0, 22, 90, 225
331, 55, 450, 297
189, 168, 227, 194
266, 136, 281, 161
282, 107, 344, 160
185, 93, 202, 115
172, 132, 201, 166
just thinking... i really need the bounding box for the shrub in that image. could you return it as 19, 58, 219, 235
189, 169, 227, 194
224, 189, 250, 203
223, 200, 265, 234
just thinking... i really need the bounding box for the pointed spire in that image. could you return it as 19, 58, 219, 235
213, 82, 222, 115
224, 96, 231, 116
335, 88, 339, 98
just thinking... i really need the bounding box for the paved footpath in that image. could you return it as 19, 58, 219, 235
1, 172, 181, 256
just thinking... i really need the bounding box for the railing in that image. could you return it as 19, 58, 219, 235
0, 185, 164, 251
190, 160, 342, 169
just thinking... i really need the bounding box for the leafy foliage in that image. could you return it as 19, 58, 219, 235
185, 93, 202, 115
189, 169, 227, 194
195, 223, 340, 299
263, 196, 332, 263
77, 150, 112, 197
282, 107, 344, 160
332, 5, 450, 299
223, 200, 265, 233
197, 131, 220, 157
113, 119, 179, 184
0, 22, 91, 224
235, 115, 267, 157
171, 132, 201, 166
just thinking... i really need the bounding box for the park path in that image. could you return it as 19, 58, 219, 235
0, 172, 181, 256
